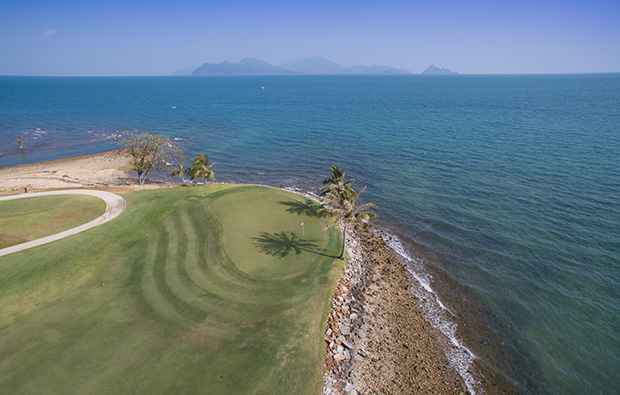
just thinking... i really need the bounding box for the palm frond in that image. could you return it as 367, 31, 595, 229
187, 154, 216, 183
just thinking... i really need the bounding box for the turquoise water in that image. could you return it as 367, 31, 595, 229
1, 75, 619, 394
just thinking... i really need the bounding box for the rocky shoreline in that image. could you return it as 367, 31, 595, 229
322, 223, 471, 395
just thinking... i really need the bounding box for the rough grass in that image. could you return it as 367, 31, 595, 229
0, 195, 106, 249
0, 185, 342, 394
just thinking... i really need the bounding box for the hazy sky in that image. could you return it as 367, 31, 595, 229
1, 0, 619, 76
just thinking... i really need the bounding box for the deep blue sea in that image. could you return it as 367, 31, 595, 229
1, 75, 619, 394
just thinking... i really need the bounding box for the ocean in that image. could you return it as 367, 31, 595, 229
1, 74, 618, 394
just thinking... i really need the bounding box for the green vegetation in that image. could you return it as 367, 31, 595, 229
317, 165, 354, 197
0, 195, 105, 249
169, 163, 187, 184
187, 154, 216, 184
0, 185, 342, 394
318, 166, 377, 260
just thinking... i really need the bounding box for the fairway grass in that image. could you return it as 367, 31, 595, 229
0, 195, 106, 249
0, 185, 342, 394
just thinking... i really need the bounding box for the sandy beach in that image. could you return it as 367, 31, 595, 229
1, 151, 475, 394
0, 150, 137, 192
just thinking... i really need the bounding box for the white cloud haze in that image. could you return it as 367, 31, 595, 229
42, 28, 56, 39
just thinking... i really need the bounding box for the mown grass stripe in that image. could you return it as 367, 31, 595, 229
126, 239, 167, 324
151, 227, 206, 324
205, 206, 258, 282
186, 201, 230, 291
139, 233, 189, 326
171, 210, 220, 303
159, 217, 218, 319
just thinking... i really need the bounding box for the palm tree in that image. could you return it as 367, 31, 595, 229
319, 183, 377, 260
169, 164, 186, 184
187, 154, 216, 184
317, 165, 354, 197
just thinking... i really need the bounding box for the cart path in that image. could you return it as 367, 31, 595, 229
0, 190, 126, 257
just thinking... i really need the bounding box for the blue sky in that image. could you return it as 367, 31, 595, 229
1, 0, 619, 75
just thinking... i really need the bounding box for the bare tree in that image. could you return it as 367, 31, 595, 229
121, 131, 184, 185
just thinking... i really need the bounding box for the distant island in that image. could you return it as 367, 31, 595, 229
177, 59, 461, 76
187, 56, 412, 76
280, 56, 411, 75
421, 65, 458, 75
192, 58, 301, 76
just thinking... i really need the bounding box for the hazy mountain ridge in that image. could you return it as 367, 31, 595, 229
280, 56, 348, 74
189, 56, 411, 76
282, 56, 411, 75
192, 58, 301, 76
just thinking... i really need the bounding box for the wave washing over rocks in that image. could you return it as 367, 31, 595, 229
322, 223, 482, 395
372, 228, 481, 394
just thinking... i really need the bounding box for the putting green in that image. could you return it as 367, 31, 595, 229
0, 194, 106, 249
212, 187, 326, 278
0, 184, 342, 394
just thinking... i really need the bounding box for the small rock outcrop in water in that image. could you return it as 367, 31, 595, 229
421, 65, 458, 75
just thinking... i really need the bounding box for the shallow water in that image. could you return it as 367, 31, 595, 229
1, 74, 619, 394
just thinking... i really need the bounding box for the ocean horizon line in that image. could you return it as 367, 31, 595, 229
2, 71, 620, 78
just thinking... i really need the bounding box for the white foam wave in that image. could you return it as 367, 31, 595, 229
373, 228, 481, 395
23, 128, 48, 141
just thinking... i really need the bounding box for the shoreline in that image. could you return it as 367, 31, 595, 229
0, 150, 136, 192
0, 149, 178, 194
321, 223, 473, 395
0, 152, 478, 394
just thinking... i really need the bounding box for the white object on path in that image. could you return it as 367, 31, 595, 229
0, 189, 126, 257
301, 222, 304, 236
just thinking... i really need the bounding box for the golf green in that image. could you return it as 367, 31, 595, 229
0, 185, 342, 394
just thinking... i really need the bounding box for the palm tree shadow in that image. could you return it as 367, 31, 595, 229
279, 200, 322, 217
253, 231, 338, 259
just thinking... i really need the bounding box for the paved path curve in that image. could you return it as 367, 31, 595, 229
0, 190, 126, 257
